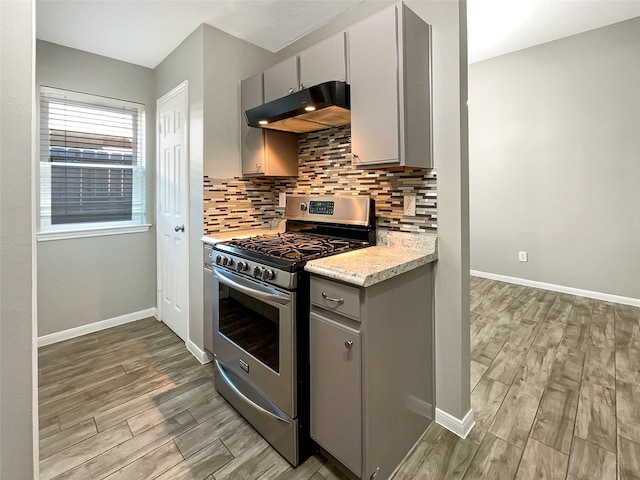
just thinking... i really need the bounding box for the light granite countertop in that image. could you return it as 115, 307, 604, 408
201, 225, 284, 246
202, 226, 437, 287
304, 242, 437, 288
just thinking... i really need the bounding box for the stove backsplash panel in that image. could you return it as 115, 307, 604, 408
204, 125, 437, 234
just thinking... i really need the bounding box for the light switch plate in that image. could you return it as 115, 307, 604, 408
279, 192, 286, 208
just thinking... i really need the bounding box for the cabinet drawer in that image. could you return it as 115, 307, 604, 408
310, 276, 361, 321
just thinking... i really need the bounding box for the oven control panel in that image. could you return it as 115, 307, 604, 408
286, 195, 372, 227
308, 200, 334, 215
213, 253, 296, 290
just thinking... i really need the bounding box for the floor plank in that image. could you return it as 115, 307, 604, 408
102, 440, 184, 480
566, 437, 617, 480
530, 383, 579, 454
39, 422, 132, 480
54, 411, 197, 480
574, 381, 616, 452
407, 429, 478, 479
515, 437, 568, 480
155, 438, 234, 480
617, 380, 640, 445
39, 418, 97, 460
618, 436, 640, 480
463, 433, 522, 480
489, 379, 544, 449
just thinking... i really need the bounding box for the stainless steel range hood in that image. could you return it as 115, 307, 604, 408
245, 81, 350, 134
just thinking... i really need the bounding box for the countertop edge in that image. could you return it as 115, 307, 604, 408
305, 248, 438, 287
201, 227, 282, 245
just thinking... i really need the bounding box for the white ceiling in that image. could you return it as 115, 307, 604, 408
36, 0, 640, 69
36, 0, 363, 68
467, 0, 640, 63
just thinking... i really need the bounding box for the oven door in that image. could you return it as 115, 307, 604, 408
212, 267, 296, 417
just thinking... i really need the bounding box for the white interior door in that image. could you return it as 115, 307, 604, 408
157, 81, 189, 341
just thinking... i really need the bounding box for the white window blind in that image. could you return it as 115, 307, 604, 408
39, 87, 146, 233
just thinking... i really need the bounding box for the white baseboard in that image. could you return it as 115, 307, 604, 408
471, 270, 640, 307
436, 408, 475, 439
38, 308, 158, 347
187, 339, 213, 364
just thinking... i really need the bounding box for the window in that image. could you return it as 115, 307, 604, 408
38, 87, 148, 239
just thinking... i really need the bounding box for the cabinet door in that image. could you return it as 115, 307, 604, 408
349, 4, 400, 166
310, 312, 362, 477
241, 73, 264, 175
299, 31, 347, 89
264, 56, 298, 103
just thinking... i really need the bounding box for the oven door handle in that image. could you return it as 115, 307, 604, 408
213, 268, 291, 305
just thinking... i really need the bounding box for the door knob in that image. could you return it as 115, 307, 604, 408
174, 224, 185, 232
345, 341, 353, 349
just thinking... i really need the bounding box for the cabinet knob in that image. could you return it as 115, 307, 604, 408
345, 340, 353, 349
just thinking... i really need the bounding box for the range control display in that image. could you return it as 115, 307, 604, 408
309, 200, 335, 215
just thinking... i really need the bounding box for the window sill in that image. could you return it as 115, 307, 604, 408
37, 224, 152, 242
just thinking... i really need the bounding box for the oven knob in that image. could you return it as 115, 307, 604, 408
299, 202, 307, 211
215, 255, 223, 265
236, 261, 247, 272
222, 257, 233, 267
253, 266, 263, 278
261, 269, 275, 281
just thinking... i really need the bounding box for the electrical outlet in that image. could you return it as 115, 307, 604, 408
278, 192, 286, 208
404, 195, 416, 216
518, 251, 528, 262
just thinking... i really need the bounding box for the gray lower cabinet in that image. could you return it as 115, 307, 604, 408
309, 265, 434, 479
310, 312, 362, 476
349, 2, 433, 169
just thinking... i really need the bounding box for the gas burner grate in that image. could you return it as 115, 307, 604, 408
226, 232, 366, 262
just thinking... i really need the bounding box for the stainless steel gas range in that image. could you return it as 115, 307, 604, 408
211, 195, 375, 466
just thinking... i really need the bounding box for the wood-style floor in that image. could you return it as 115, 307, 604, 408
38, 278, 640, 479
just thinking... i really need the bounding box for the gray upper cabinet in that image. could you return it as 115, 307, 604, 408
263, 56, 298, 103
241, 72, 298, 177
349, 2, 433, 169
241, 73, 265, 176
299, 31, 348, 89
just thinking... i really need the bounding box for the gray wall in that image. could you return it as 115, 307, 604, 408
1, 0, 37, 477
278, 1, 471, 423
203, 24, 276, 179
36, 41, 157, 336
469, 18, 640, 300
155, 24, 274, 351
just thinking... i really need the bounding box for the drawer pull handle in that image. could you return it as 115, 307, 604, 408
345, 341, 353, 349
322, 292, 344, 305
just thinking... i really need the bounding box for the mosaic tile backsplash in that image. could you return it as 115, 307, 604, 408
204, 125, 437, 234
